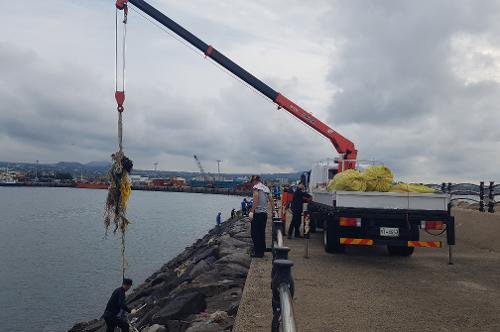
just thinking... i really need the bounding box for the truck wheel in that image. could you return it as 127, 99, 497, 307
387, 246, 414, 256
324, 222, 346, 253
315, 217, 324, 230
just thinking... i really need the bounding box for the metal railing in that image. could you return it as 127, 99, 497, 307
442, 181, 498, 213
271, 200, 297, 332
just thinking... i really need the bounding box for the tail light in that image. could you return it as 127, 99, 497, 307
421, 220, 444, 230
339, 217, 361, 227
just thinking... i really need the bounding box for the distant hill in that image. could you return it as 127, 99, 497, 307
0, 160, 302, 182
85, 161, 112, 168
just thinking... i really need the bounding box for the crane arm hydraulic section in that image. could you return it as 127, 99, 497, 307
116, 0, 358, 170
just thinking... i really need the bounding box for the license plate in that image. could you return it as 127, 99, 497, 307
380, 227, 399, 237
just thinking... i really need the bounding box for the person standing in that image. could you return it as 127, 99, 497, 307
273, 185, 281, 200
249, 175, 274, 258
216, 212, 222, 226
102, 278, 137, 332
241, 198, 248, 216
287, 183, 311, 239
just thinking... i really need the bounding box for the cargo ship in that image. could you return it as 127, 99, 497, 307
74, 182, 109, 189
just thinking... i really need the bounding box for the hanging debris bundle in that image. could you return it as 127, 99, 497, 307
104, 151, 133, 235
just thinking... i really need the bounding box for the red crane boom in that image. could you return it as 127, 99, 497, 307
116, 0, 358, 170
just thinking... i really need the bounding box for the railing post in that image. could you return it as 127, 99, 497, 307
488, 181, 495, 213
271, 259, 295, 332
273, 246, 290, 261
303, 211, 310, 258
272, 219, 283, 246
271, 246, 290, 283
479, 181, 485, 212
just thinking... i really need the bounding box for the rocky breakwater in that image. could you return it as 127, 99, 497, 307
70, 216, 252, 332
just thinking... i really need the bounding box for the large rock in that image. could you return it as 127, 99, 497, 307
206, 288, 242, 314
143, 324, 167, 332
186, 259, 212, 281
218, 245, 247, 258
228, 224, 249, 236
151, 270, 177, 287
191, 246, 218, 264
128, 270, 179, 304
185, 322, 219, 332
68, 319, 104, 332
151, 289, 206, 325
215, 263, 249, 278
166, 319, 191, 332
215, 252, 251, 269
185, 312, 234, 332
219, 236, 249, 249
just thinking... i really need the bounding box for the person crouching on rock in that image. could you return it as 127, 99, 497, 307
102, 278, 137, 332
249, 175, 274, 258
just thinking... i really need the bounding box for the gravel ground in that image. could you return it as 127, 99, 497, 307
235, 209, 500, 332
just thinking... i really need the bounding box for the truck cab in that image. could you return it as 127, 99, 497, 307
307, 159, 339, 193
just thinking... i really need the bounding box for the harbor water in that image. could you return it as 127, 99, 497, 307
0, 187, 243, 332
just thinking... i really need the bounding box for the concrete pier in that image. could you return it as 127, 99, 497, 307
234, 208, 500, 331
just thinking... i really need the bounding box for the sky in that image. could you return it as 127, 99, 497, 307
0, 0, 499, 182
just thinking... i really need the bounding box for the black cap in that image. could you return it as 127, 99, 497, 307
123, 278, 133, 286
251, 175, 261, 182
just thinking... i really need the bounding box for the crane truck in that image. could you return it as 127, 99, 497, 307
115, 0, 455, 260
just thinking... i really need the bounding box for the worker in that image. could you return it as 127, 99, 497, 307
241, 198, 248, 216
249, 175, 274, 258
247, 198, 253, 210
273, 185, 281, 200
287, 183, 311, 239
102, 278, 137, 332
216, 212, 222, 226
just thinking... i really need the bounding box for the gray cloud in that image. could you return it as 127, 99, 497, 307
0, 1, 499, 182
324, 0, 500, 181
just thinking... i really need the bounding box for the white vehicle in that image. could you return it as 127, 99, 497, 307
306, 160, 455, 258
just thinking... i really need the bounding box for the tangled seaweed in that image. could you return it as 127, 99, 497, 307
104, 151, 133, 236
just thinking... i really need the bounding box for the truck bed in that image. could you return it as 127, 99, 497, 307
312, 190, 449, 211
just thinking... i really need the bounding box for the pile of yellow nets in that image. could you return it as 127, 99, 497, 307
364, 166, 393, 191
390, 183, 436, 193
327, 165, 435, 193
327, 169, 367, 192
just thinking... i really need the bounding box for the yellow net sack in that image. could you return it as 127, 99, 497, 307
328, 169, 367, 192
363, 166, 393, 192
120, 173, 132, 209
390, 183, 436, 193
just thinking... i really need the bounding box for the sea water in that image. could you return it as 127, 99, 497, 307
0, 187, 243, 332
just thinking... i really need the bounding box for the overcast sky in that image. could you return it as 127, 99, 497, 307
1, 0, 499, 182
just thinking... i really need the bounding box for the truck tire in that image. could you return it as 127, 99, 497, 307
315, 216, 324, 230
324, 221, 346, 253
387, 245, 414, 256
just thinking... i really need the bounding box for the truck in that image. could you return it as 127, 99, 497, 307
114, 0, 455, 259
306, 159, 455, 259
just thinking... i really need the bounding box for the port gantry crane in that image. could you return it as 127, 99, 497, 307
115, 0, 358, 171
193, 155, 209, 180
